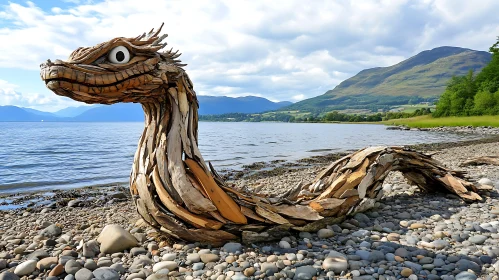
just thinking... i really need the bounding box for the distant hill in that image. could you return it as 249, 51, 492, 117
54, 105, 101, 117
197, 96, 292, 115
0, 96, 291, 121
284, 46, 492, 112
0, 106, 61, 121
73, 103, 144, 122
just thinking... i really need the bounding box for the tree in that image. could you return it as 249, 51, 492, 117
473, 90, 495, 115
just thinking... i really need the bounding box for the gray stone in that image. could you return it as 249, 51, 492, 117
110, 263, 126, 274
293, 265, 317, 280
130, 247, 147, 256
92, 267, 119, 280
39, 224, 62, 237
456, 259, 480, 273
468, 235, 487, 245
65, 259, 82, 275
404, 261, 422, 271
192, 262, 204, 271
84, 259, 98, 270
317, 229, 334, 239
28, 249, 49, 260
368, 250, 385, 262
75, 268, 94, 280
355, 250, 370, 260
0, 259, 6, 270
64, 275, 76, 280
0, 272, 20, 280
455, 271, 477, 280
222, 242, 243, 253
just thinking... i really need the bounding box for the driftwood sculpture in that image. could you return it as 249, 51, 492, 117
40, 24, 483, 246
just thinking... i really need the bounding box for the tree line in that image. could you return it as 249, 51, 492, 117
199, 108, 432, 123
433, 37, 499, 117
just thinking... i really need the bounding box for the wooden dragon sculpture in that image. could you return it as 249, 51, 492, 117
40, 24, 483, 246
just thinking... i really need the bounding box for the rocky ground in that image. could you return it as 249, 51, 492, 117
387, 126, 499, 135
1, 139, 499, 280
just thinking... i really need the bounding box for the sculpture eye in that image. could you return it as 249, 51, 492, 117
108, 46, 130, 64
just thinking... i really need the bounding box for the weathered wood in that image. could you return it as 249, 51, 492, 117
41, 25, 487, 246
185, 159, 247, 224
461, 156, 499, 166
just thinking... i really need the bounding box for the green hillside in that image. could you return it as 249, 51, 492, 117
284, 46, 492, 113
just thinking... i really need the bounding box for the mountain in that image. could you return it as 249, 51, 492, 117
21, 107, 58, 118
0, 95, 289, 121
54, 105, 101, 117
72, 103, 144, 122
285, 46, 492, 112
0, 106, 61, 121
197, 96, 292, 115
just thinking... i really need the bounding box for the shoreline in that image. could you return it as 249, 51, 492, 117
0, 133, 498, 279
2, 134, 499, 211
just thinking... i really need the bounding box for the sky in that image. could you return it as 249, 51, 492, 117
0, 0, 498, 112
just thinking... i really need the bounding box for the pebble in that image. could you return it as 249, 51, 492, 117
153, 261, 178, 272
323, 256, 348, 273
97, 225, 138, 254
14, 260, 37, 276
317, 229, 334, 239
400, 268, 413, 277
92, 267, 119, 280
75, 268, 94, 280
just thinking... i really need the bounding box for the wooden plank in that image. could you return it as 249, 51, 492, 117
240, 206, 266, 223
185, 159, 247, 224
151, 166, 223, 230
309, 198, 345, 212
255, 205, 290, 225
274, 204, 323, 221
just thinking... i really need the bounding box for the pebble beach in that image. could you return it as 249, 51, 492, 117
1, 135, 499, 280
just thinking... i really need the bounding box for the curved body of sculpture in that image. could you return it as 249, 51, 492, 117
40, 24, 483, 246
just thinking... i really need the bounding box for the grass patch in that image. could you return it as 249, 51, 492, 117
382, 115, 499, 128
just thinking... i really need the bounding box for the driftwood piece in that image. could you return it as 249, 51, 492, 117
461, 156, 499, 166
41, 24, 487, 246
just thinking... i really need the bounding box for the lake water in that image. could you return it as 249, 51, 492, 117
0, 122, 472, 193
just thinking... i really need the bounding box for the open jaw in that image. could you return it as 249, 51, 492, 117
40, 57, 161, 105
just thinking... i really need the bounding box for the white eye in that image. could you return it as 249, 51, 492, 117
108, 46, 130, 64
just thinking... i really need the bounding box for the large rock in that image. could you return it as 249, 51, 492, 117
39, 225, 62, 238
97, 225, 138, 254
14, 260, 37, 276
0, 272, 20, 280
92, 268, 119, 280
75, 268, 94, 280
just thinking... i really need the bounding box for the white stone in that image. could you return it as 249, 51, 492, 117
479, 178, 494, 186
14, 260, 37, 276
153, 261, 178, 272
323, 257, 348, 274
97, 224, 138, 254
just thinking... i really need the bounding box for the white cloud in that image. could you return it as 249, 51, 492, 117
0, 79, 79, 111
0, 0, 498, 110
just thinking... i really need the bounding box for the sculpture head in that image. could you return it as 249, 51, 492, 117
40, 23, 193, 105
